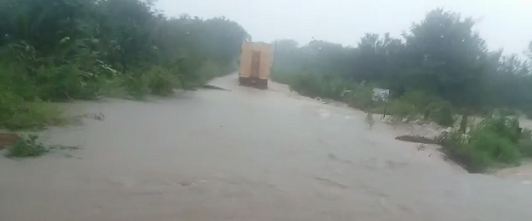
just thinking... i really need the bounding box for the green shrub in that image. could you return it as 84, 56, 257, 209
441, 117, 526, 173
194, 61, 223, 85
278, 71, 363, 102
271, 68, 301, 85
380, 91, 455, 126
122, 74, 151, 100
0, 43, 104, 102
98, 76, 129, 98
479, 117, 521, 144
35, 64, 103, 101
272, 69, 378, 109
517, 137, 532, 158
346, 84, 374, 110
428, 100, 455, 127
0, 91, 63, 130
5, 135, 49, 158
398, 90, 437, 107
270, 69, 456, 126
386, 100, 417, 120
290, 72, 324, 97
446, 141, 493, 173
0, 62, 38, 100
146, 66, 181, 96
469, 129, 521, 164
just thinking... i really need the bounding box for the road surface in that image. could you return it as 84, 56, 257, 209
1, 74, 532, 221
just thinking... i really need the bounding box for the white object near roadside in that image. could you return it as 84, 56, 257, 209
372, 88, 390, 102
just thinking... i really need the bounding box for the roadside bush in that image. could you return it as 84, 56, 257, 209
194, 61, 224, 85
122, 74, 151, 100
441, 117, 528, 173
5, 134, 49, 158
98, 76, 129, 98
146, 66, 181, 96
0, 62, 37, 101
398, 90, 436, 108
271, 68, 302, 86
0, 91, 63, 130
517, 137, 532, 158
35, 64, 102, 101
272, 70, 455, 126
274, 70, 367, 104
427, 100, 455, 127
345, 83, 374, 110
471, 129, 521, 165
290, 72, 325, 98
386, 100, 418, 120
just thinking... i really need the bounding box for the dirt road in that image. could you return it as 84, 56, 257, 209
1, 74, 532, 221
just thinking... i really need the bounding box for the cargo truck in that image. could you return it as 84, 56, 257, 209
238, 41, 274, 89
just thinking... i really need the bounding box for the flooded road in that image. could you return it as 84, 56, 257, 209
1, 74, 532, 221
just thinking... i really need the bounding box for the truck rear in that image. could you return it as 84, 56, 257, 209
238, 42, 274, 89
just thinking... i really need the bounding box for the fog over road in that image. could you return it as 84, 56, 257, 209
1, 74, 532, 221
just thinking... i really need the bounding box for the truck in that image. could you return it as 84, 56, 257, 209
238, 41, 274, 89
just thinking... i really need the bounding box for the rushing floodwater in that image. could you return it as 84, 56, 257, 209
1, 74, 532, 221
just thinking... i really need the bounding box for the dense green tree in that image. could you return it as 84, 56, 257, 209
403, 9, 491, 109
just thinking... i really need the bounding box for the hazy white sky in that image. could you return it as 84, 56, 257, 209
156, 0, 532, 56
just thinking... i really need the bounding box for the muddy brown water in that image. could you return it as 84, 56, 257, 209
1, 74, 532, 221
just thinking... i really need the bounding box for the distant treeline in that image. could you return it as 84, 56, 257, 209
273, 9, 532, 116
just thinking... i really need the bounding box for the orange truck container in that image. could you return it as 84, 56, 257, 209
238, 41, 274, 89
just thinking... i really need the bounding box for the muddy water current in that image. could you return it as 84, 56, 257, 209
1, 74, 532, 221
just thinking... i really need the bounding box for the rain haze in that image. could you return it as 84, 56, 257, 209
156, 0, 532, 56
5, 1, 532, 220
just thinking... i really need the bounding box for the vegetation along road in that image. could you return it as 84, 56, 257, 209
1, 1, 532, 220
